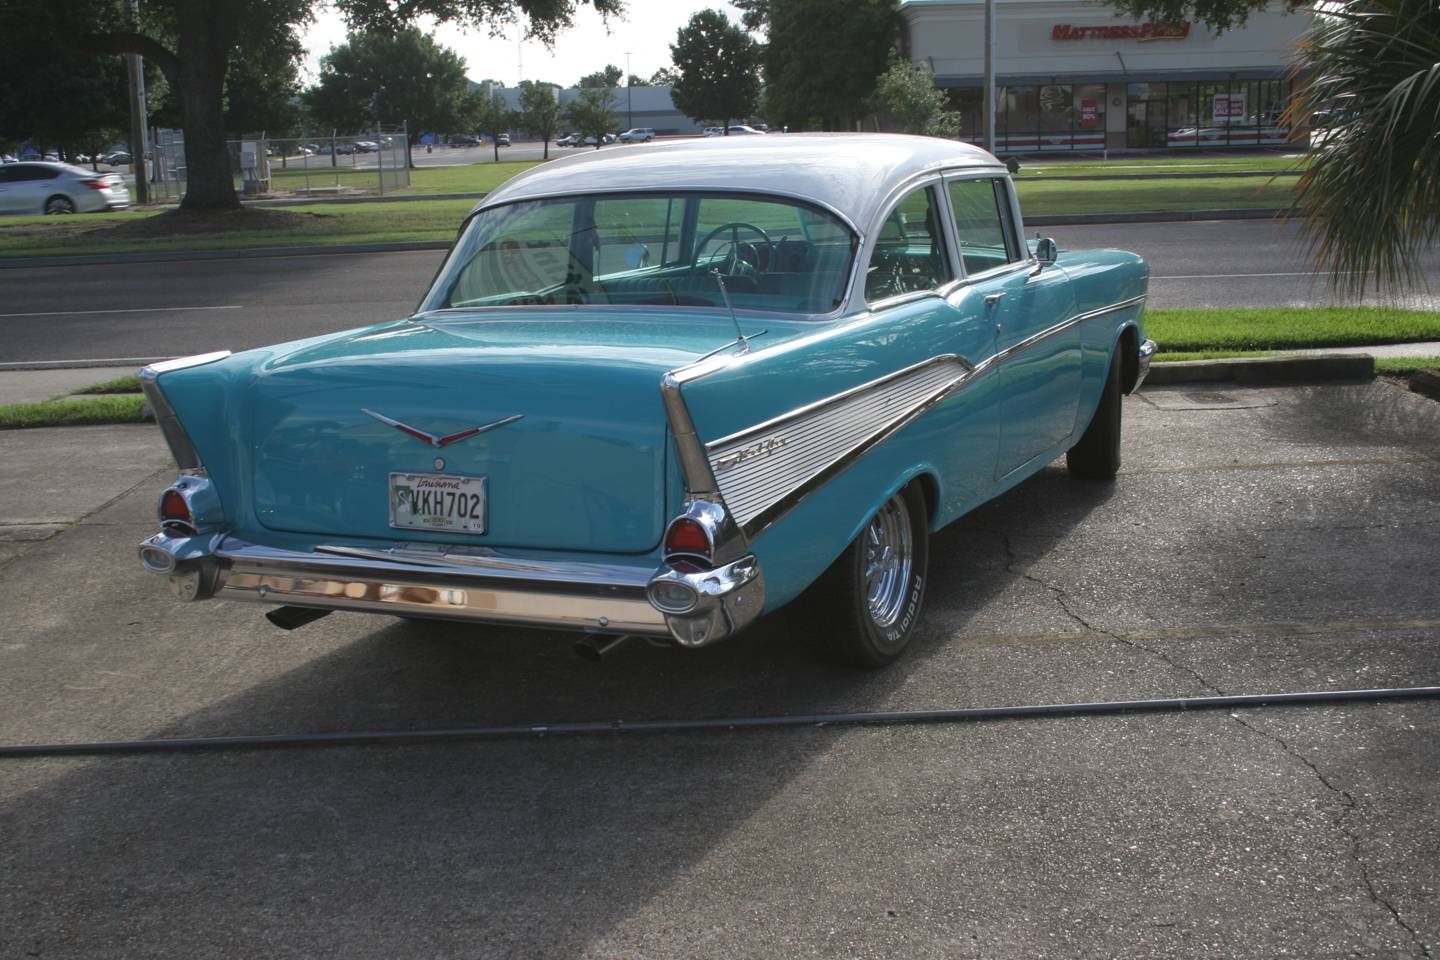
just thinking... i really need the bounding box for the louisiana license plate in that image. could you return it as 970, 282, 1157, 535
389, 473, 487, 534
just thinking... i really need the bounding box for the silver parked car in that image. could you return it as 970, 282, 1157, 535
0, 162, 130, 215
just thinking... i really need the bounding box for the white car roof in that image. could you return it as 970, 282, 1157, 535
475, 133, 1003, 232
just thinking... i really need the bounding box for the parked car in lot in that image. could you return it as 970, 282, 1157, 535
703, 126, 724, 137
0, 161, 129, 215
497, 133, 511, 146
726, 124, 765, 135
618, 128, 655, 142
101, 150, 132, 165
556, 132, 579, 146
136, 134, 1152, 665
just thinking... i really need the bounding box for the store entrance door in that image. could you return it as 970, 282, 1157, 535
1126, 83, 1168, 148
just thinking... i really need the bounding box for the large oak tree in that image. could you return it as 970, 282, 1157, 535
47, 0, 620, 211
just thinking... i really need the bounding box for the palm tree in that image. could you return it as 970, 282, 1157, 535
1287, 0, 1440, 296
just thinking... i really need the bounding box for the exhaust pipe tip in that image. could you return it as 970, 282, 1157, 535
574, 634, 631, 661
265, 606, 333, 631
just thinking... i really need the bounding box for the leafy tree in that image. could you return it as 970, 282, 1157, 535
763, 0, 902, 130
1285, 0, 1440, 295
670, 10, 762, 133
0, 3, 130, 165
578, 64, 624, 88
565, 86, 617, 148
473, 89, 518, 162
1109, 0, 1303, 33
518, 80, 563, 158
648, 66, 680, 85
47, 0, 620, 211
733, 0, 770, 32
223, 35, 304, 137
872, 59, 959, 138
305, 27, 470, 149
627, 74, 650, 86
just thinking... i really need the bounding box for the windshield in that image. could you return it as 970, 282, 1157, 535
420, 192, 857, 316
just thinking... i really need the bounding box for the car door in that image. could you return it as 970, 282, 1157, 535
0, 166, 19, 214
945, 174, 1079, 478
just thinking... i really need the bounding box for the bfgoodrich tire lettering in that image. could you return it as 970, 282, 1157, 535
804, 482, 930, 668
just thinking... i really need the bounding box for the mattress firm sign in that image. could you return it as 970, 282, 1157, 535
1052, 21, 1193, 41
1213, 91, 1247, 123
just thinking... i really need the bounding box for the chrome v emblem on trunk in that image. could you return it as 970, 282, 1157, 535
362, 408, 523, 448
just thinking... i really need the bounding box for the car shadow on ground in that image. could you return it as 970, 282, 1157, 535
0, 466, 1118, 958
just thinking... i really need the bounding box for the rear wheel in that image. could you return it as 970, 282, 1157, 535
1067, 344, 1123, 479
44, 195, 76, 215
807, 483, 929, 668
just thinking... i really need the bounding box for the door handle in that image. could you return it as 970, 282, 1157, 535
985, 292, 1006, 306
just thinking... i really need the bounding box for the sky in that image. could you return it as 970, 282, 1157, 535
300, 1, 746, 88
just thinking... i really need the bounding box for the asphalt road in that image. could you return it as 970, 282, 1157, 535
2, 218, 1437, 365
2, 380, 1438, 958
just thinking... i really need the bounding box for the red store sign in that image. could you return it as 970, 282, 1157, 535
1052, 21, 1192, 41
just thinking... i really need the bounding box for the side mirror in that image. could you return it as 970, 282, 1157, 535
1034, 237, 1057, 268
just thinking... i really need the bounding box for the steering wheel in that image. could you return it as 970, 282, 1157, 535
695, 221, 774, 277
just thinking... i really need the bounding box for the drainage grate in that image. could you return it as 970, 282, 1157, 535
1185, 392, 1235, 405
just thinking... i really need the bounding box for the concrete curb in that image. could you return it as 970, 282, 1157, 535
247, 191, 487, 208
1028, 207, 1295, 226
1022, 170, 1300, 183
1148, 354, 1375, 386
1409, 369, 1440, 402
0, 240, 452, 269
0, 357, 170, 372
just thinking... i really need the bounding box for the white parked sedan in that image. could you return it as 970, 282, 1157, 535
0, 162, 130, 215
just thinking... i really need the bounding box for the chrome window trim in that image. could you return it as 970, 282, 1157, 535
139, 350, 230, 473
426, 190, 865, 323
939, 170, 1032, 280
857, 177, 958, 309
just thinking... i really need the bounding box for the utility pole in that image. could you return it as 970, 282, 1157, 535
122, 0, 150, 203
624, 51, 634, 129
984, 0, 996, 155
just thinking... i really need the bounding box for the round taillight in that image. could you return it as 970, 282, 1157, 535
664, 517, 711, 563
159, 489, 191, 525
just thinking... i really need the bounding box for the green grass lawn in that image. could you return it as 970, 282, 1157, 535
1013, 153, 1309, 177
74, 374, 143, 394
1145, 307, 1440, 353
0, 395, 148, 430
1014, 176, 1295, 216
1375, 357, 1440, 376
0, 199, 474, 259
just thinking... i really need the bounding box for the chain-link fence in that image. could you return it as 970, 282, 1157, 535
149, 124, 411, 202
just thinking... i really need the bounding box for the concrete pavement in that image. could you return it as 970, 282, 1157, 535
1, 380, 1438, 958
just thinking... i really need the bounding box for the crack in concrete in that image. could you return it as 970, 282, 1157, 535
1000, 532, 1432, 958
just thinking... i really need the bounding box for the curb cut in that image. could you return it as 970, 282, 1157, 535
0, 240, 452, 269
1148, 354, 1375, 386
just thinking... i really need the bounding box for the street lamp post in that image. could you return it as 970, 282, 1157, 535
624, 51, 634, 129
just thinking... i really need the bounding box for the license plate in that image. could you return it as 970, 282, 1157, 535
389, 473, 487, 535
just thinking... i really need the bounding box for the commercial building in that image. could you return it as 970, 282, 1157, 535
901, 0, 1310, 150
486, 83, 705, 137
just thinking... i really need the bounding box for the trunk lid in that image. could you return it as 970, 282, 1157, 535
247, 311, 795, 553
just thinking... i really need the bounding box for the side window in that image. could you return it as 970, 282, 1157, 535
593, 196, 682, 276
864, 185, 953, 303
947, 178, 1020, 275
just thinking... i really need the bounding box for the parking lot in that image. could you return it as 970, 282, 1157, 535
1, 377, 1437, 958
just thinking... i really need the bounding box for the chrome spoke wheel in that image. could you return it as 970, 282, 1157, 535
862, 493, 914, 628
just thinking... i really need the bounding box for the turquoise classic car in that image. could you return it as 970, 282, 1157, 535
137, 134, 1153, 666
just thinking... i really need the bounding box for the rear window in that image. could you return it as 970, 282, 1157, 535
423, 192, 858, 316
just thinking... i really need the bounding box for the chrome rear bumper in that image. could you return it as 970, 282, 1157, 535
137, 533, 764, 646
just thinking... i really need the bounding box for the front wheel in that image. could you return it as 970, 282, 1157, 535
806, 483, 930, 668
1067, 343, 1123, 479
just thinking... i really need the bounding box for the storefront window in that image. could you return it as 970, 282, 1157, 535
1001, 86, 1038, 148
948, 88, 982, 142
1073, 84, 1105, 148
1039, 85, 1072, 149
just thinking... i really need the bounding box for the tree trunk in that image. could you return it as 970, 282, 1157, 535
493, 141, 499, 163
543, 139, 549, 160
175, 3, 239, 211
